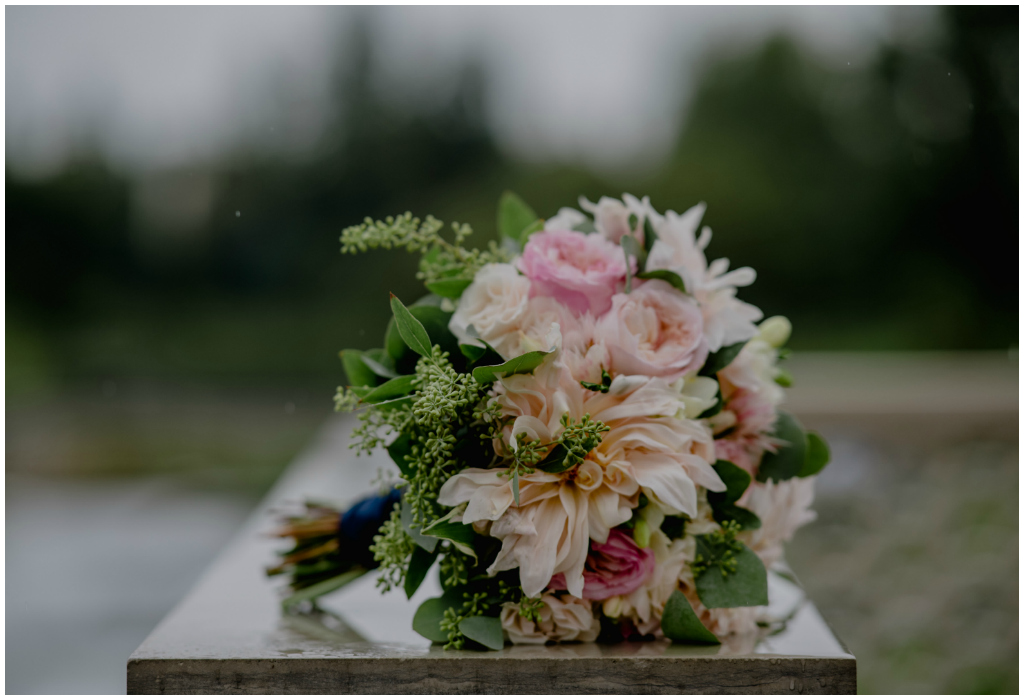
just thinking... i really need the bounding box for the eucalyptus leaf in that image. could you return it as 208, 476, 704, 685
387, 433, 415, 477
699, 341, 746, 377
472, 349, 551, 385
497, 191, 538, 244
458, 615, 505, 650
643, 216, 659, 246
709, 502, 762, 531
425, 277, 473, 299
533, 444, 573, 474
412, 596, 452, 643
360, 353, 399, 379
360, 375, 416, 404
400, 497, 438, 553
799, 431, 831, 478
695, 542, 768, 608
385, 304, 460, 373
517, 218, 545, 246
636, 269, 687, 294
620, 234, 643, 290
421, 519, 476, 548
404, 545, 439, 599
390, 294, 432, 357
661, 590, 719, 644
709, 460, 751, 504
340, 350, 377, 388
757, 410, 807, 483
459, 343, 487, 363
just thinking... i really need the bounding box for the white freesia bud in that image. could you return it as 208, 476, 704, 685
758, 316, 792, 348
603, 595, 624, 619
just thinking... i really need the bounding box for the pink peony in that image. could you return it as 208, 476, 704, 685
595, 279, 709, 380
548, 528, 656, 600
517, 229, 632, 316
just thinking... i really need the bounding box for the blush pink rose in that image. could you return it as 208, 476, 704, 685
517, 230, 632, 316
595, 279, 709, 380
548, 529, 656, 600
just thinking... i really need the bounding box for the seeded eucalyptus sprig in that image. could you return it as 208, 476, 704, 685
339, 212, 510, 290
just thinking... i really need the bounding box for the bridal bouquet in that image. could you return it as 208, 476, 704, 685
268, 193, 829, 651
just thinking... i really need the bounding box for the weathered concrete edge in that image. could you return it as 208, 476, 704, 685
128, 656, 857, 695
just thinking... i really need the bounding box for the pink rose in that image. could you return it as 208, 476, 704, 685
596, 279, 709, 380
548, 529, 656, 600
517, 229, 632, 316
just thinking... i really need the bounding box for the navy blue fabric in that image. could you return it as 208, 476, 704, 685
337, 488, 402, 568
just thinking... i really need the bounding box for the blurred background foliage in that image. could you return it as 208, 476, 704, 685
7, 7, 1017, 400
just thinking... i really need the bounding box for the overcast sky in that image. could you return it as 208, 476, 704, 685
6, 6, 941, 177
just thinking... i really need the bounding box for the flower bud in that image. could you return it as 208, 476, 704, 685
602, 595, 624, 619
758, 315, 792, 348
633, 519, 651, 548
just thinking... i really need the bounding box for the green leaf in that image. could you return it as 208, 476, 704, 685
699, 341, 746, 377
459, 343, 487, 363
361, 375, 416, 404
695, 542, 768, 608
404, 545, 439, 599
385, 304, 460, 374
517, 218, 545, 246
799, 430, 830, 478
709, 502, 762, 531
390, 294, 432, 357
533, 443, 573, 474
360, 351, 398, 379
661, 590, 719, 644
458, 615, 505, 651
412, 596, 452, 643
425, 277, 473, 299
710, 460, 751, 504
400, 497, 438, 553
636, 269, 687, 294
757, 410, 807, 483
621, 234, 643, 290
387, 433, 415, 477
472, 349, 551, 385
280, 568, 366, 609
498, 191, 537, 244
340, 350, 377, 388
421, 519, 476, 548
643, 216, 659, 247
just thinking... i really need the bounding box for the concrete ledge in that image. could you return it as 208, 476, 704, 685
128, 416, 857, 694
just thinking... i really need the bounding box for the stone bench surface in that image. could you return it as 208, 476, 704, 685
128, 416, 856, 694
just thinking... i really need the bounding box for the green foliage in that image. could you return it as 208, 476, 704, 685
694, 523, 769, 608
757, 410, 807, 482
340, 349, 378, 388
471, 348, 552, 385
707, 460, 761, 531
458, 615, 505, 650
636, 269, 687, 294
497, 191, 538, 247
799, 431, 831, 477
390, 294, 433, 357
662, 590, 720, 644
361, 375, 416, 404
404, 545, 439, 599
385, 304, 460, 374
580, 367, 612, 393
699, 342, 746, 377
369, 504, 415, 593
620, 234, 642, 291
